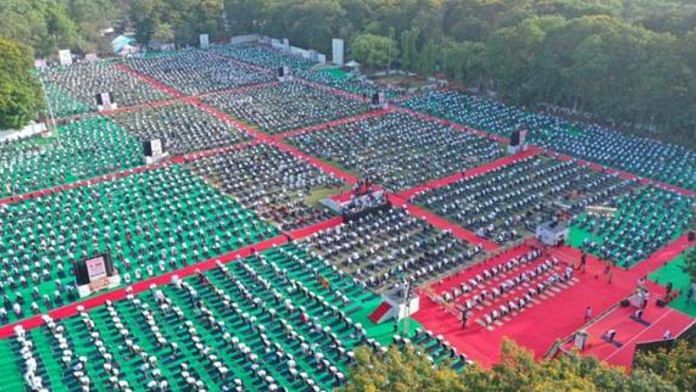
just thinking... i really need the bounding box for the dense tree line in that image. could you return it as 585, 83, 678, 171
346, 338, 695, 391
125, 0, 696, 147
1, 1, 695, 145
0, 0, 126, 57
0, 38, 44, 129
231, 0, 696, 147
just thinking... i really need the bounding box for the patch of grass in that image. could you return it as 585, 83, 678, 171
304, 185, 351, 207
649, 252, 696, 317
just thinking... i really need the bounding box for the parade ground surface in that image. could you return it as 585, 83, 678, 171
1, 44, 694, 391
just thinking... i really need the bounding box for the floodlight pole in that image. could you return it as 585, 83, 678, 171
400, 276, 411, 335
38, 75, 58, 141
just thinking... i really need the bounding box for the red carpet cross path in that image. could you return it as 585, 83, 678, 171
0, 216, 345, 339
116, 61, 361, 185
413, 234, 696, 369
397, 146, 542, 200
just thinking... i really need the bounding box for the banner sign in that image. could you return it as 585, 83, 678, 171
332, 38, 344, 66
200, 34, 210, 49
58, 49, 72, 66
86, 255, 108, 281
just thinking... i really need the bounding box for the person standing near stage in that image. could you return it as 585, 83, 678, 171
584, 306, 592, 322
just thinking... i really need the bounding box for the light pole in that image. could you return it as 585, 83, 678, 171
38, 74, 58, 141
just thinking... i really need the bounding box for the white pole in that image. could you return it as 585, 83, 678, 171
38, 75, 58, 140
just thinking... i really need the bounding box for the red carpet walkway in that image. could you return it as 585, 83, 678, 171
272, 141, 359, 185
169, 140, 262, 164
0, 216, 344, 339
395, 107, 509, 144
186, 98, 272, 142
0, 162, 168, 206
567, 296, 695, 371
0, 140, 263, 206
560, 233, 696, 370
272, 108, 391, 141
114, 63, 184, 98
388, 194, 500, 252
196, 80, 282, 100
113, 63, 361, 185
413, 235, 696, 368
548, 151, 696, 198
296, 78, 366, 102
397, 147, 542, 200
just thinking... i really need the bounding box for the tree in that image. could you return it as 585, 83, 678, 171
400, 28, 419, 72
262, 0, 346, 54
490, 339, 672, 391
0, 38, 44, 129
0, 0, 79, 57
441, 39, 486, 86
346, 339, 682, 391
683, 249, 696, 283
153, 22, 175, 43
351, 33, 398, 69
345, 343, 473, 392
66, 0, 122, 54
130, 0, 162, 45
225, 0, 265, 35
485, 16, 552, 103
417, 39, 438, 77
634, 340, 696, 391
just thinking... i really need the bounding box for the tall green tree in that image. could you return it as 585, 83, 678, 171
0, 0, 78, 57
417, 39, 438, 77
400, 28, 419, 72
441, 39, 486, 86
351, 33, 398, 69
130, 0, 162, 45
225, 0, 265, 35
634, 340, 696, 391
262, 0, 346, 53
345, 343, 474, 392
346, 339, 682, 391
485, 16, 551, 102
0, 38, 44, 129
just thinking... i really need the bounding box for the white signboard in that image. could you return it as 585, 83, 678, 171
200, 34, 210, 49
151, 139, 163, 156
230, 34, 259, 45
34, 59, 47, 69
97, 92, 116, 111
86, 256, 108, 281
100, 92, 112, 107
317, 53, 327, 65
332, 38, 344, 66
58, 49, 72, 66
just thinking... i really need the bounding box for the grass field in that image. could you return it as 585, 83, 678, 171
649, 251, 696, 317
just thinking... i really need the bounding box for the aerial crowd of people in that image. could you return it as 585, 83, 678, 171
0, 42, 693, 391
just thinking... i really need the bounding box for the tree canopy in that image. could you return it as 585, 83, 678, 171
351, 33, 398, 69
0, 38, 43, 130
683, 248, 696, 282
2, 0, 696, 144
633, 340, 696, 391
0, 0, 124, 57
346, 338, 689, 391
230, 1, 696, 147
